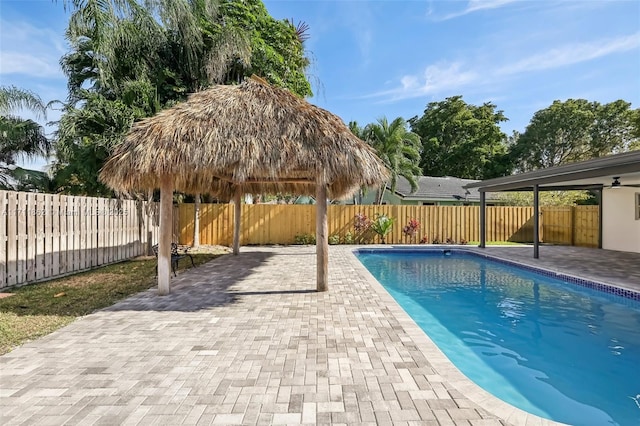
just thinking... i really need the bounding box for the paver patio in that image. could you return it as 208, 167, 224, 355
2, 244, 637, 426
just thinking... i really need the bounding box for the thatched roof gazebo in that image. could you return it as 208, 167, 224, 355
100, 76, 388, 295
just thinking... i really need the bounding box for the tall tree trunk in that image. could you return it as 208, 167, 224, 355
193, 193, 200, 247
375, 185, 386, 205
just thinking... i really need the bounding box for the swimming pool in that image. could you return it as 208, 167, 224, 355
356, 249, 640, 426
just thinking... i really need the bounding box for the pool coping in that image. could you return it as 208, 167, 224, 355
347, 246, 572, 426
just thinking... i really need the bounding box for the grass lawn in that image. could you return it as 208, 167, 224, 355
0, 248, 228, 355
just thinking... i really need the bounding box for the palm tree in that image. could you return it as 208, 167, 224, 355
363, 117, 422, 204
0, 86, 51, 188
54, 0, 311, 198
61, 0, 250, 104
55, 0, 254, 193
0, 86, 47, 118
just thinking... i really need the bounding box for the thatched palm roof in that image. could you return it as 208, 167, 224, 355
100, 77, 388, 198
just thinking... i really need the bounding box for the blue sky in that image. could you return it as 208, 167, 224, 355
1, 0, 639, 170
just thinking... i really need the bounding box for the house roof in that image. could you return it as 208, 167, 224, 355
390, 176, 499, 202
464, 150, 640, 192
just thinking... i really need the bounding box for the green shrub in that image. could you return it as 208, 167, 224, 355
370, 214, 395, 244
343, 232, 354, 244
294, 233, 316, 245
328, 234, 341, 245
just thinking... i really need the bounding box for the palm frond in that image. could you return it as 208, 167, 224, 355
0, 86, 47, 118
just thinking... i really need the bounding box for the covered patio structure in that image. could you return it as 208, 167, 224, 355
100, 76, 388, 295
465, 150, 640, 258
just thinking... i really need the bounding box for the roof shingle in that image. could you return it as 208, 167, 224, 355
390, 176, 499, 202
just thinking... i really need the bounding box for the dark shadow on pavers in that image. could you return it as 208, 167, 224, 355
104, 250, 318, 312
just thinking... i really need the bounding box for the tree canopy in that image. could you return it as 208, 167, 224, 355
508, 99, 639, 172
52, 0, 312, 196
409, 96, 510, 180
497, 190, 592, 207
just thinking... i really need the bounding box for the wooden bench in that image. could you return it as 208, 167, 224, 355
152, 243, 195, 276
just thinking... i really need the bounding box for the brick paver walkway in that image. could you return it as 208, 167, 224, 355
2, 245, 620, 425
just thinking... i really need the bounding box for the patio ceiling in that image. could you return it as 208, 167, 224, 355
464, 150, 640, 192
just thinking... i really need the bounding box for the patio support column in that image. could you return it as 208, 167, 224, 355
479, 191, 486, 248
233, 186, 242, 255
597, 189, 603, 249
316, 183, 328, 292
158, 175, 173, 295
533, 184, 540, 259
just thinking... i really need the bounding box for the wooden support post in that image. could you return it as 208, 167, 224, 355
533, 184, 540, 259
316, 183, 328, 292
193, 193, 200, 247
479, 191, 486, 248
233, 186, 242, 255
158, 175, 173, 295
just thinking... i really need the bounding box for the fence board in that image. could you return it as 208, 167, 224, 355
35, 194, 46, 280
70, 197, 79, 271
51, 195, 60, 276
178, 203, 598, 248
0, 191, 160, 289
574, 205, 599, 247
542, 207, 572, 245
6, 194, 17, 286
0, 191, 6, 286
87, 197, 95, 266
43, 193, 53, 278
59, 196, 68, 274
97, 198, 105, 265
21, 193, 32, 282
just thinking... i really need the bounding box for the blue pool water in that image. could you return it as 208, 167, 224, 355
356, 249, 640, 426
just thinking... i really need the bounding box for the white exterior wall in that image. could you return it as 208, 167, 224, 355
602, 187, 640, 253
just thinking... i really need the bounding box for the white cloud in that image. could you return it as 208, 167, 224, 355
365, 32, 640, 103
498, 32, 640, 75
0, 52, 62, 78
0, 20, 66, 79
441, 0, 519, 20
466, 0, 518, 13
366, 62, 480, 101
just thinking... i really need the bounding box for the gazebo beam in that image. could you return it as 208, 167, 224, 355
316, 183, 328, 292
158, 175, 173, 295
213, 175, 315, 185
237, 178, 314, 184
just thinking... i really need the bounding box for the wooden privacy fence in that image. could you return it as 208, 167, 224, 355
0, 191, 160, 289
176, 204, 599, 247
541, 205, 599, 247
